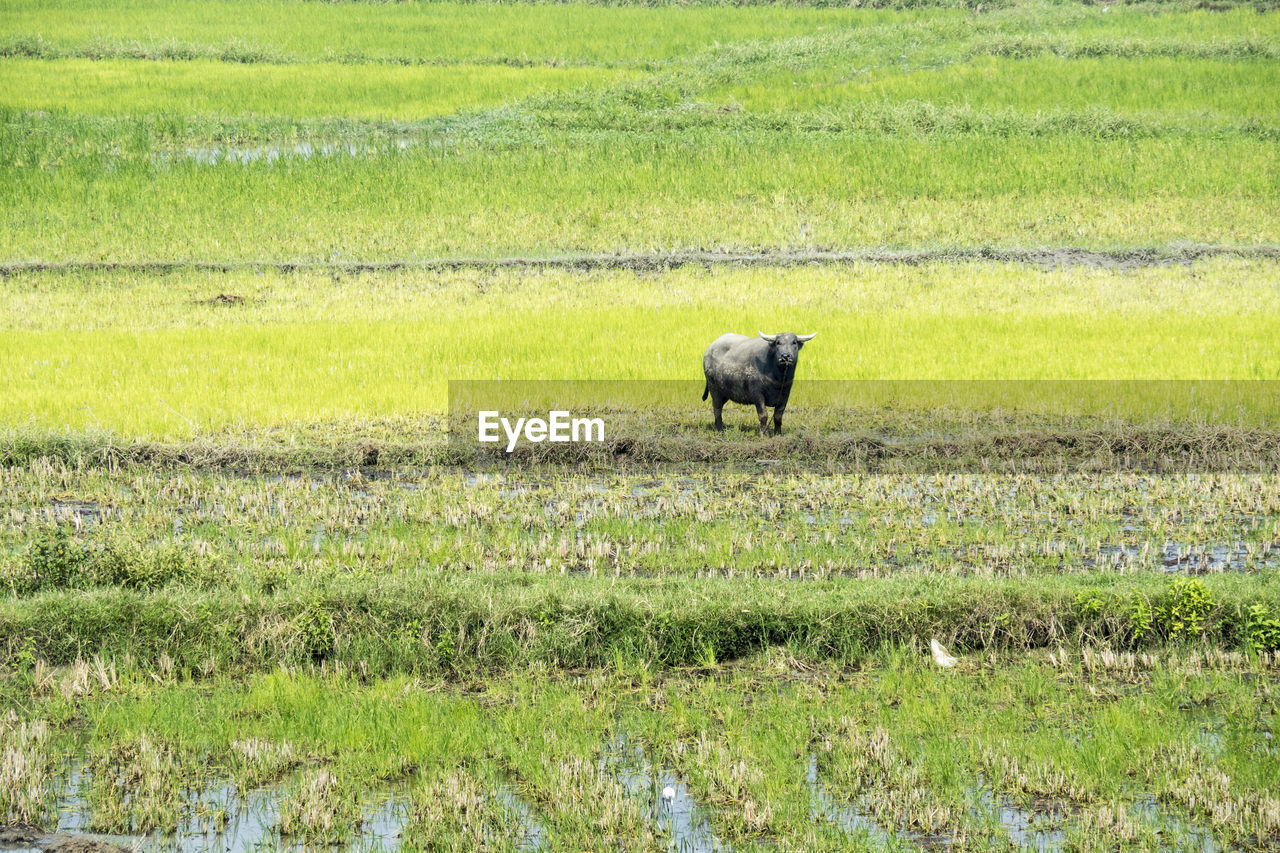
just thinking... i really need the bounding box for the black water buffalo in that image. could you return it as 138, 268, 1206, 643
702, 332, 816, 435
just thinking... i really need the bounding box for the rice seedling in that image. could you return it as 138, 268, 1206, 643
4, 127, 1275, 262
228, 737, 297, 791
1144, 741, 1280, 845
3, 0, 1274, 266
664, 733, 778, 839
711, 56, 1280, 118
403, 766, 522, 852
85, 733, 192, 834
0, 648, 1272, 849
1, 463, 1277, 673
541, 753, 663, 847
817, 723, 985, 844
276, 768, 362, 845
0, 715, 53, 826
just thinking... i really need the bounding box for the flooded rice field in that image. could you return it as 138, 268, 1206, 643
4, 463, 1278, 580
3, 771, 409, 852
1, 462, 1277, 851
0, 746, 1265, 852
4, 651, 1278, 853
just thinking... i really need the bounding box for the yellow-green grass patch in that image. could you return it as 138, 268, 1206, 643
0, 58, 635, 119
2, 260, 1278, 439
709, 55, 1280, 118
0, 0, 933, 66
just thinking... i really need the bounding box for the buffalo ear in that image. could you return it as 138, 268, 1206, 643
797, 333, 817, 343
758, 331, 778, 343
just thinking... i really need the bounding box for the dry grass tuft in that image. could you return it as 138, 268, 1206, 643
277, 769, 361, 844
0, 716, 53, 826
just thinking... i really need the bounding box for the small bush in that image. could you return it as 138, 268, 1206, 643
2, 526, 220, 596
1243, 604, 1280, 652
1128, 596, 1154, 644
294, 597, 337, 662
1159, 578, 1215, 640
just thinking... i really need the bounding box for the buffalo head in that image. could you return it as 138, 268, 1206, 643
758, 332, 816, 368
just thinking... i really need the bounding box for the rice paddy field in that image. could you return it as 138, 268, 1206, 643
2, 0, 1280, 849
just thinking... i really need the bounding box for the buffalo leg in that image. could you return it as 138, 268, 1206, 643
755, 400, 769, 436
711, 391, 727, 431
773, 403, 786, 435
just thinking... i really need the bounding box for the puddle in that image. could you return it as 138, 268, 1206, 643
805, 755, 895, 845
494, 786, 547, 851
44, 501, 104, 527
970, 786, 1067, 852
1082, 541, 1276, 574
806, 760, 1105, 853
602, 734, 728, 853
1194, 729, 1226, 760
1257, 728, 1276, 759
1155, 542, 1261, 574
354, 793, 408, 852
972, 783, 1231, 853
995, 803, 1067, 852
179, 139, 414, 166
32, 764, 410, 852
17, 756, 565, 853
1130, 795, 1224, 853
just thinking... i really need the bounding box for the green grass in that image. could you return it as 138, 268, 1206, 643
0, 0, 934, 67
710, 55, 1280, 117
0, 58, 634, 119
1, 262, 1278, 437
1, 2, 1279, 848
1, 4, 1279, 844
1, 2, 1276, 260
4, 128, 1277, 262
4, 651, 1278, 848
17, 566, 1275, 674
4, 463, 1280, 587
0, 459, 1275, 845
0, 0, 1270, 69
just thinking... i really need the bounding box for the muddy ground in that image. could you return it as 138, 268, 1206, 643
0, 825, 129, 853
4, 243, 1280, 278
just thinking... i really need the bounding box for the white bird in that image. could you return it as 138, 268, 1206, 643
930, 638, 958, 669
661, 785, 676, 801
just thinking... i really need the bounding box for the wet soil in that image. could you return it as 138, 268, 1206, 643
0, 825, 130, 853
5, 244, 1279, 278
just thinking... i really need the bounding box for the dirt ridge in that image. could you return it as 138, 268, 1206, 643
4, 244, 1280, 277
5, 425, 1279, 474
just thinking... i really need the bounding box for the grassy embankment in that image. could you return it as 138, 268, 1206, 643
1, 462, 1279, 673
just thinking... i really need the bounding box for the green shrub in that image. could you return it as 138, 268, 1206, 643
2, 526, 220, 595
1159, 578, 1214, 640
1243, 603, 1280, 652
12, 526, 94, 591
1128, 596, 1154, 644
